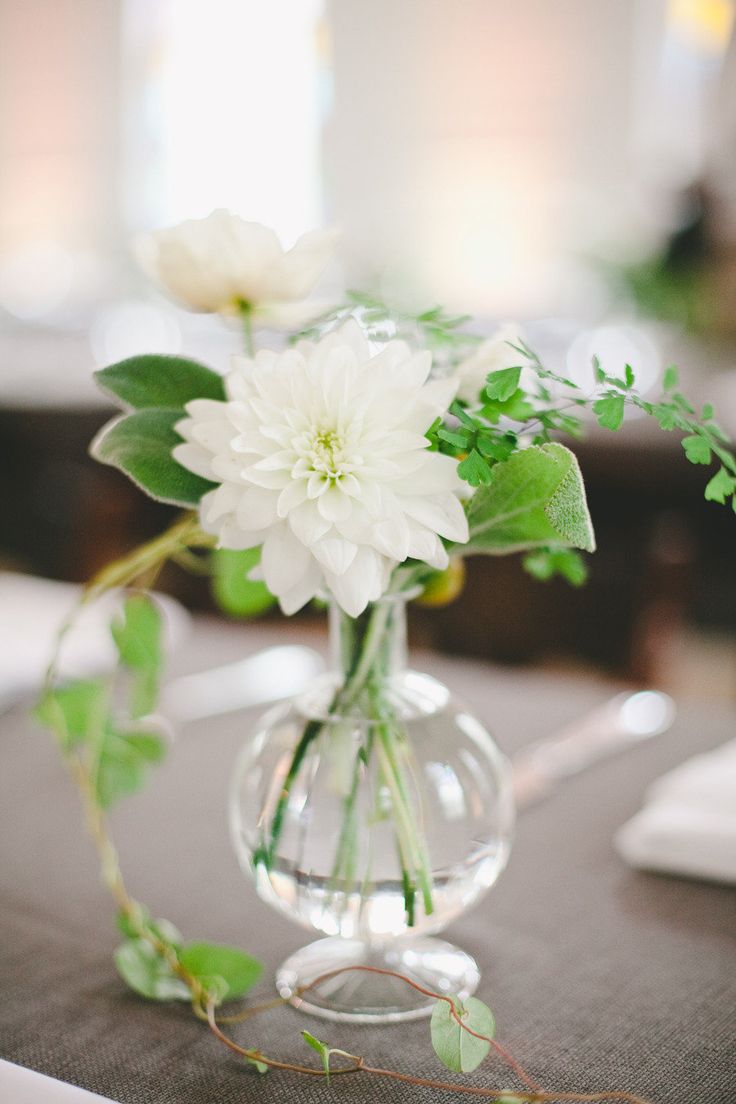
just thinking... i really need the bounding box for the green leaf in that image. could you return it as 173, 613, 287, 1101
243, 1052, 269, 1075
465, 443, 596, 555
90, 408, 216, 506
430, 996, 495, 1073
34, 680, 107, 750
95, 355, 226, 411
302, 1031, 331, 1078
523, 547, 588, 586
116, 907, 183, 948
437, 426, 472, 449
624, 363, 635, 389
476, 432, 517, 463
663, 365, 679, 391
211, 548, 276, 618
112, 594, 162, 670
592, 393, 625, 431
95, 727, 166, 809
484, 365, 522, 402
704, 467, 736, 504
681, 434, 712, 465
111, 595, 163, 716
480, 389, 535, 424
178, 942, 262, 1001
114, 938, 190, 1001
653, 403, 679, 431
592, 355, 605, 384
457, 449, 493, 487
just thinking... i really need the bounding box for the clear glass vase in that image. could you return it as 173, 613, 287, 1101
230, 595, 514, 1022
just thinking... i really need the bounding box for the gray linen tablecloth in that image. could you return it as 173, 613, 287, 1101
1, 617, 734, 1103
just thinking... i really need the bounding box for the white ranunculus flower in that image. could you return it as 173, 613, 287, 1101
136, 209, 337, 328
174, 321, 469, 616
455, 324, 524, 404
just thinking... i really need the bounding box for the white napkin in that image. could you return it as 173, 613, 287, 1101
0, 572, 190, 711
615, 738, 736, 885
0, 1061, 120, 1103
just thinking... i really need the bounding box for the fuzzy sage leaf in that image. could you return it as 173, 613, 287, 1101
90, 409, 216, 506
465, 443, 596, 555
95, 354, 226, 411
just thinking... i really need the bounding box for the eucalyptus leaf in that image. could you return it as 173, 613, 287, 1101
34, 680, 107, 750
243, 1052, 269, 1075
302, 1031, 331, 1078
90, 409, 216, 506
178, 942, 262, 1001
95, 354, 226, 410
114, 938, 190, 1001
116, 906, 182, 949
465, 443, 596, 555
211, 548, 276, 617
112, 595, 163, 717
95, 727, 166, 809
430, 996, 495, 1073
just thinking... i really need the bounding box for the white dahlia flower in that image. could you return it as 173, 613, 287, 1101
137, 209, 337, 328
174, 321, 469, 616
455, 324, 524, 404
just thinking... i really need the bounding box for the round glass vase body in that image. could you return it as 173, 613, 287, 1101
230, 596, 514, 1022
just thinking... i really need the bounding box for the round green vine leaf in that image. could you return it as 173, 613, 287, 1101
178, 942, 263, 1001
114, 939, 190, 1002
430, 995, 495, 1073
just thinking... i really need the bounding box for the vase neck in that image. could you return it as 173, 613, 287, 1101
328, 597, 408, 685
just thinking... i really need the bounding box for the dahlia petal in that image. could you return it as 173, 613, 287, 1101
277, 556, 323, 615
217, 517, 262, 550
200, 483, 241, 526
277, 480, 309, 516
324, 547, 385, 617
173, 443, 217, 480
288, 501, 332, 545
261, 527, 313, 596
406, 523, 449, 569
399, 491, 469, 543
317, 487, 353, 522
236, 486, 278, 530
370, 513, 411, 562
311, 536, 358, 576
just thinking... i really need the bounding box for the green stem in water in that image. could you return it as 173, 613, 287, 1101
256, 601, 393, 870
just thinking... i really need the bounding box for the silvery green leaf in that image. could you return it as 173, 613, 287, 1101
95, 354, 225, 411
90, 409, 216, 506
465, 443, 595, 555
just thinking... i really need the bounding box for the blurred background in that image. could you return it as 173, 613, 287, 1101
1, 0, 735, 699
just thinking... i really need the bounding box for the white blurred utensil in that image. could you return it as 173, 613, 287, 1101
512, 690, 677, 809
161, 645, 326, 724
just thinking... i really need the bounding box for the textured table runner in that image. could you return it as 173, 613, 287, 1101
1, 618, 734, 1103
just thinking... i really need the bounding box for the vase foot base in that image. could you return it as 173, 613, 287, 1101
275, 935, 480, 1023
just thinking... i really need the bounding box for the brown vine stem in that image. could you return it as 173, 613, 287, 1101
295, 963, 541, 1092
205, 996, 650, 1104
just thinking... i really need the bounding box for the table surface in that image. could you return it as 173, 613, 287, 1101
1, 617, 734, 1104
